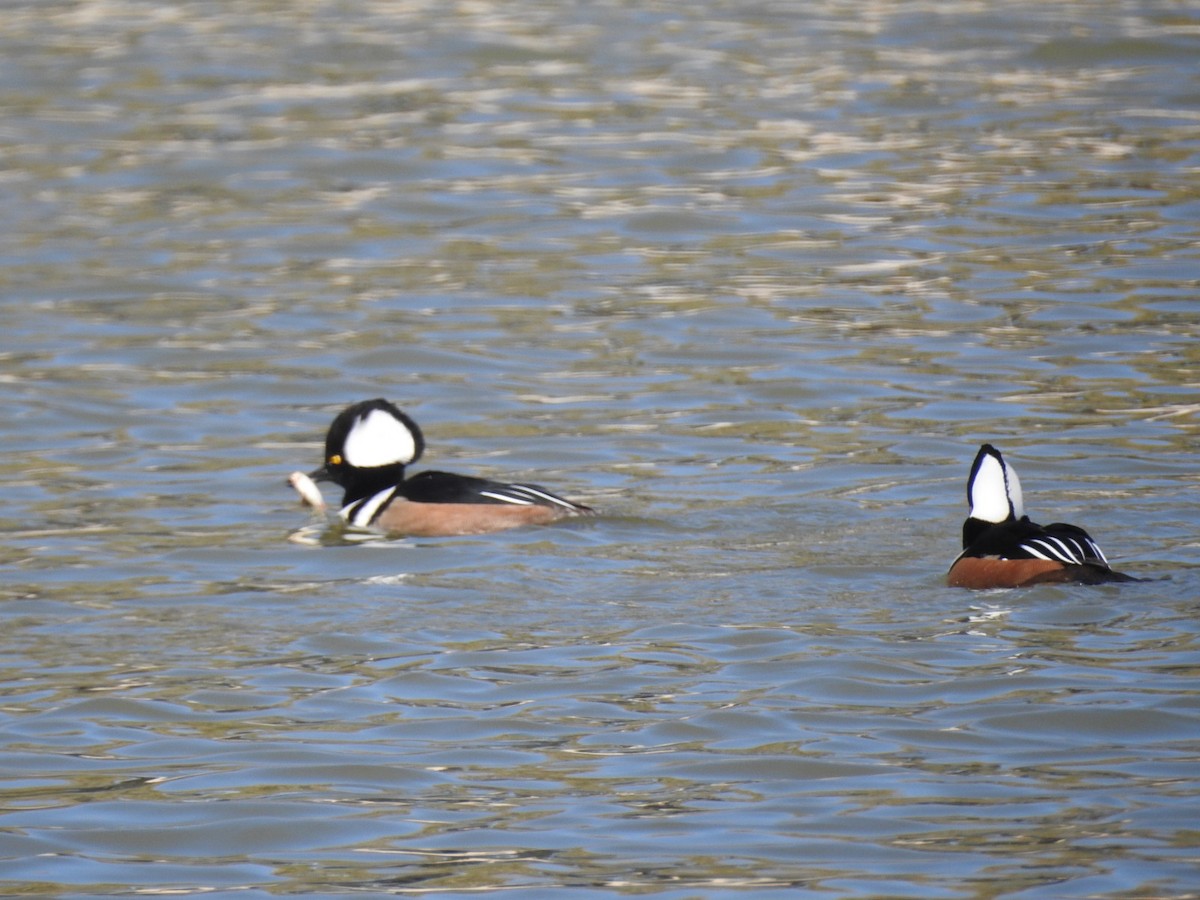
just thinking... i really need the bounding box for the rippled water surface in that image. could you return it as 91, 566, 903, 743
2, 1, 1199, 897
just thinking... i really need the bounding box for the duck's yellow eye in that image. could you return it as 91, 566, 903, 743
329, 454, 343, 465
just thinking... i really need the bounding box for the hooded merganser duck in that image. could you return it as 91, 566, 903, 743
947, 443, 1138, 589
305, 398, 594, 536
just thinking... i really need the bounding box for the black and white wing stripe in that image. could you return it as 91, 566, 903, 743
1019, 536, 1099, 565
398, 470, 591, 513
478, 482, 585, 511
1018, 523, 1109, 567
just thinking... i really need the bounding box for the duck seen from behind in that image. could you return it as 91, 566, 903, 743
304, 398, 594, 537
947, 443, 1137, 589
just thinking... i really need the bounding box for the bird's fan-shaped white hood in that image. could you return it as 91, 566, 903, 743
343, 407, 420, 468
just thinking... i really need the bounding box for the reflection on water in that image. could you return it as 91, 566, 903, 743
1, 0, 1198, 897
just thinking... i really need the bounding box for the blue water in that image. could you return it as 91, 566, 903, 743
1, 1, 1198, 897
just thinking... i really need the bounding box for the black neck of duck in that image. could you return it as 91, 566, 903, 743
339, 463, 408, 507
